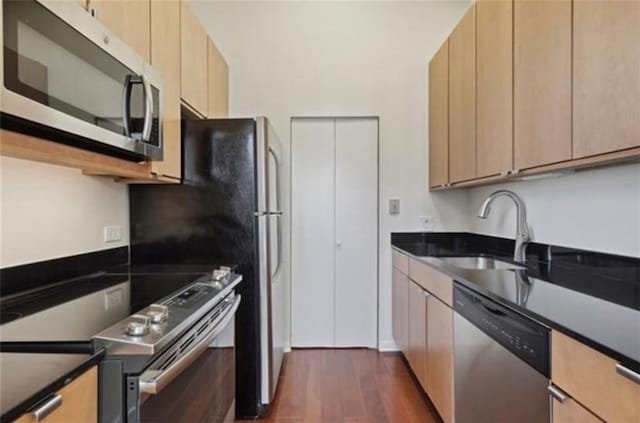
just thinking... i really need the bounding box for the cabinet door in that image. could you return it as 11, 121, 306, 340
208, 39, 229, 118
408, 281, 428, 391
477, 0, 513, 177
427, 296, 454, 423
551, 392, 603, 423
514, 0, 571, 169
428, 40, 449, 188
14, 366, 97, 423
88, 0, 151, 62
392, 268, 409, 355
448, 5, 476, 183
150, 0, 181, 180
180, 1, 209, 117
573, 0, 640, 159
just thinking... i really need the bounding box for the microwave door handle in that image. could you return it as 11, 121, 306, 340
122, 75, 134, 137
141, 74, 154, 141
138, 295, 241, 395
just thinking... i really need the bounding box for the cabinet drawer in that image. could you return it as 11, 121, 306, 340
551, 331, 640, 422
551, 390, 602, 423
15, 366, 97, 423
408, 258, 452, 307
392, 250, 409, 274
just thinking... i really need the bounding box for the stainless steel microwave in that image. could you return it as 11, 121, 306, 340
1, 0, 163, 160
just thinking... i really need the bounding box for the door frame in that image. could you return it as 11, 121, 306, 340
289, 116, 380, 349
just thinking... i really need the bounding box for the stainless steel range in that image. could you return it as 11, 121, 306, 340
94, 268, 242, 423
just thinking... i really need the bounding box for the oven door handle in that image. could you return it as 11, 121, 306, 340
138, 295, 241, 395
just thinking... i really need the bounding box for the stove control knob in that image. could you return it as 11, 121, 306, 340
147, 304, 169, 324
126, 315, 150, 337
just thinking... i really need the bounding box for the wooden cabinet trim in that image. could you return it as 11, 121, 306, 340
207, 39, 229, 118
551, 330, 640, 422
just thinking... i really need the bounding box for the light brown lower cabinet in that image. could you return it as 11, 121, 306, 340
15, 366, 97, 423
426, 294, 454, 423
392, 268, 409, 355
551, 330, 640, 422
408, 280, 428, 391
550, 386, 603, 423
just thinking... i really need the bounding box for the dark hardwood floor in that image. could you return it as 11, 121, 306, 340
237, 349, 441, 423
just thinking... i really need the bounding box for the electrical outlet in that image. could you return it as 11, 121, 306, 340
389, 198, 400, 215
104, 225, 122, 243
420, 216, 435, 231
105, 288, 123, 310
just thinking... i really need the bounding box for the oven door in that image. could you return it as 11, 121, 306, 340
1, 0, 163, 160
132, 295, 240, 423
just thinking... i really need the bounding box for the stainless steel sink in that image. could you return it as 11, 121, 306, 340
436, 256, 525, 271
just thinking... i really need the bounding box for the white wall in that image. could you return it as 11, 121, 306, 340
192, 0, 472, 350
0, 157, 129, 268
466, 163, 640, 258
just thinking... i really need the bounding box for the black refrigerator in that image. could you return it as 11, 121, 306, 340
129, 118, 286, 418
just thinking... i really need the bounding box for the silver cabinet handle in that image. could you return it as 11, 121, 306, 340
616, 363, 640, 385
140, 74, 154, 142
548, 384, 567, 403
33, 394, 62, 422
139, 295, 240, 395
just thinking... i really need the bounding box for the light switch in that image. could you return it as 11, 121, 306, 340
389, 198, 400, 215
104, 225, 123, 243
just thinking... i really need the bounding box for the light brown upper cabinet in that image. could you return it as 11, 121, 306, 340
181, 1, 209, 117
75, 0, 87, 9
573, 0, 640, 159
476, 0, 513, 177
208, 40, 229, 118
514, 0, 571, 170
88, 0, 151, 62
448, 4, 476, 183
428, 41, 449, 188
150, 0, 181, 180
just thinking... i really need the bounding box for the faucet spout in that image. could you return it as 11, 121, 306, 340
476, 190, 530, 263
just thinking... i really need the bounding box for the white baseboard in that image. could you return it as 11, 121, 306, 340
377, 339, 400, 352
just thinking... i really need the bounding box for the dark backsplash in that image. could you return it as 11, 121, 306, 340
0, 247, 128, 298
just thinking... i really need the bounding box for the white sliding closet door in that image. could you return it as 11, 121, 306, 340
334, 118, 378, 347
291, 117, 378, 348
291, 118, 335, 346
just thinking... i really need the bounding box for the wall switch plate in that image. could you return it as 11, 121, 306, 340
420, 216, 435, 231
105, 288, 123, 310
389, 198, 400, 215
104, 225, 122, 243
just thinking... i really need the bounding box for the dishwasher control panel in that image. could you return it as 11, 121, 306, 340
454, 282, 550, 377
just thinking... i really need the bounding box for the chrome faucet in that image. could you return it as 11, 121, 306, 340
478, 190, 530, 263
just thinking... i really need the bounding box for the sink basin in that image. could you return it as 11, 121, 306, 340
436, 256, 525, 271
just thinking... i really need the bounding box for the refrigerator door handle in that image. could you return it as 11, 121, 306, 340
255, 211, 269, 217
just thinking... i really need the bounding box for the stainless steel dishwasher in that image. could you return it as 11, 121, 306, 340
454, 283, 550, 423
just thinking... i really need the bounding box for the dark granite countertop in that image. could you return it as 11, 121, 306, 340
391, 232, 640, 372
0, 253, 231, 422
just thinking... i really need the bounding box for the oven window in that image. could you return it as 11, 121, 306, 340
140, 318, 236, 423
2, 0, 146, 136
